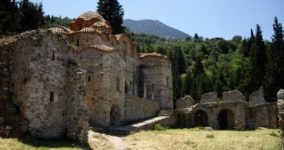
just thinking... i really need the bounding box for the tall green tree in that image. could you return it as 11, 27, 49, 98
249, 24, 267, 91
168, 46, 186, 74
97, 0, 125, 34
265, 17, 284, 101
18, 0, 44, 32
0, 0, 19, 35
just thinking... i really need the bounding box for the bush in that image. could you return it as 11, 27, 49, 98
206, 134, 215, 138
154, 124, 168, 131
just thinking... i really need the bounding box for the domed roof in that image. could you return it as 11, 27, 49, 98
78, 11, 104, 21
70, 11, 112, 33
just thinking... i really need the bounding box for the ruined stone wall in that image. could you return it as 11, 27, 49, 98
125, 95, 160, 123
277, 89, 284, 149
176, 102, 247, 130
248, 103, 278, 129
10, 31, 70, 138
124, 56, 140, 96
175, 95, 194, 109
0, 31, 89, 142
200, 92, 218, 103
0, 37, 24, 136
140, 57, 173, 109
249, 87, 266, 107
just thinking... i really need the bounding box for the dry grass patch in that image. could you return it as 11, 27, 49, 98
125, 127, 281, 150
0, 136, 90, 150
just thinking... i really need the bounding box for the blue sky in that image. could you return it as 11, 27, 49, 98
30, 0, 284, 40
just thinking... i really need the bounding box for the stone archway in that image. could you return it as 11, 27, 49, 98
110, 104, 121, 126
194, 110, 208, 127
218, 109, 234, 130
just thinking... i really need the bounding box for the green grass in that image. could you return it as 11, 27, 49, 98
126, 127, 282, 150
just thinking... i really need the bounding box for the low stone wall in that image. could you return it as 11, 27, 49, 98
277, 89, 284, 149
125, 95, 160, 123
249, 87, 266, 107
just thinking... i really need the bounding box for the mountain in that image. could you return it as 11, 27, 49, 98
123, 19, 191, 40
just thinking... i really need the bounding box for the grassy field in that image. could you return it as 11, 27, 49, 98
125, 127, 282, 150
0, 128, 281, 150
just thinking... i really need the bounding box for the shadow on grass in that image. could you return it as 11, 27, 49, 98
17, 135, 92, 150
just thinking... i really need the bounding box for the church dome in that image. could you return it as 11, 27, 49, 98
78, 11, 104, 21
70, 11, 112, 34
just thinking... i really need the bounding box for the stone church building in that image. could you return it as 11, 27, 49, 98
0, 11, 279, 144
0, 11, 173, 142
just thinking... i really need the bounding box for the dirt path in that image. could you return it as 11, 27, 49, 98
88, 130, 125, 150
105, 135, 125, 150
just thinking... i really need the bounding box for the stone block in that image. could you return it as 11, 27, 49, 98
278, 89, 284, 99
176, 95, 194, 109
200, 92, 218, 103
249, 87, 266, 107
223, 90, 244, 102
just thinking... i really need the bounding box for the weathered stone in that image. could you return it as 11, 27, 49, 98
176, 95, 194, 109
249, 87, 266, 107
176, 90, 277, 130
223, 90, 244, 102
278, 89, 284, 99
276, 89, 284, 149
200, 92, 218, 103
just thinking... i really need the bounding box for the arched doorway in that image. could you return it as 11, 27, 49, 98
110, 105, 121, 126
218, 109, 234, 130
194, 110, 208, 127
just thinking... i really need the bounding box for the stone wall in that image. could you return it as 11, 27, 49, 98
223, 90, 244, 102
140, 56, 173, 109
175, 102, 247, 130
125, 95, 160, 123
277, 89, 284, 149
0, 31, 89, 142
176, 95, 194, 109
200, 92, 218, 103
249, 87, 266, 107
248, 103, 278, 129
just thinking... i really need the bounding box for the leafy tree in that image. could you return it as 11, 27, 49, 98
182, 70, 192, 96
97, 0, 125, 34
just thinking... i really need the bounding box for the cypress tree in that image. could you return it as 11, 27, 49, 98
0, 0, 19, 35
249, 24, 266, 90
97, 0, 125, 34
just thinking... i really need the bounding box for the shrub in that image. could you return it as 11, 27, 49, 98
154, 124, 168, 131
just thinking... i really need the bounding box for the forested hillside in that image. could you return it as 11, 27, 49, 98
129, 18, 284, 105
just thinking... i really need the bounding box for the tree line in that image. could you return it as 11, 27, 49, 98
132, 18, 284, 106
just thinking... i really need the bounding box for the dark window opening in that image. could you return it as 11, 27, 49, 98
52, 51, 55, 60
13, 104, 21, 115
167, 77, 169, 87
88, 75, 91, 82
50, 92, 54, 102
116, 78, 120, 92
76, 39, 80, 46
